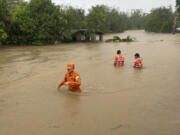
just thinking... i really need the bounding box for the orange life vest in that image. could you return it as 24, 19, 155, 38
134, 58, 143, 68
59, 71, 81, 92
114, 54, 124, 66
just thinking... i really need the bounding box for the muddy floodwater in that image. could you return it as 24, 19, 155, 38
0, 30, 180, 135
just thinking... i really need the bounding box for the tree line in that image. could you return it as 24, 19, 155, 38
0, 0, 177, 45
177, 0, 180, 13
145, 7, 174, 33
176, 0, 180, 27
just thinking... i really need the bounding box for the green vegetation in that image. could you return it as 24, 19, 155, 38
7, 0, 23, 13
60, 7, 86, 42
0, 0, 9, 44
105, 36, 134, 43
177, 0, 180, 26
10, 0, 62, 45
108, 9, 128, 33
87, 5, 110, 33
0, 0, 177, 45
128, 9, 147, 30
145, 7, 174, 33
87, 7, 146, 33
177, 0, 180, 13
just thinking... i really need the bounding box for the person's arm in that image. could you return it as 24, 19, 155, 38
138, 62, 142, 68
58, 76, 67, 88
134, 60, 142, 68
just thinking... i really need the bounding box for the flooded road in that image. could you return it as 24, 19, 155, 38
0, 30, 180, 135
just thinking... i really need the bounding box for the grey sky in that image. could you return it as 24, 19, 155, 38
51, 0, 176, 13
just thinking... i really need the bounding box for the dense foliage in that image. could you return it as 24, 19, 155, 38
9, 0, 62, 45
128, 9, 147, 30
108, 9, 128, 32
87, 5, 110, 33
0, 0, 9, 44
177, 0, 180, 13
7, 0, 23, 13
145, 7, 174, 33
0, 0, 176, 45
59, 7, 86, 42
176, 0, 180, 27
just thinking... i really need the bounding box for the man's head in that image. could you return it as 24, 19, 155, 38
117, 50, 121, 54
67, 63, 75, 73
134, 53, 140, 59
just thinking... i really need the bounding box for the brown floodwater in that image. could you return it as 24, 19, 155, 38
0, 30, 180, 135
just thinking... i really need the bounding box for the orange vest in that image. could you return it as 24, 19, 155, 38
114, 55, 124, 66
134, 58, 143, 68
59, 71, 81, 92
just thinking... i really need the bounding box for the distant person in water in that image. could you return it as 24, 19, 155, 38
114, 50, 124, 66
134, 53, 143, 68
58, 63, 81, 92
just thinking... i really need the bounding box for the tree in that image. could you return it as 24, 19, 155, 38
59, 6, 86, 42
87, 5, 110, 32
10, 0, 62, 45
108, 9, 128, 32
9, 2, 35, 44
128, 9, 147, 29
177, 0, 180, 13
0, 0, 9, 44
29, 0, 62, 45
177, 0, 180, 26
62, 7, 86, 30
0, 0, 9, 22
0, 23, 8, 44
7, 0, 23, 13
145, 7, 174, 33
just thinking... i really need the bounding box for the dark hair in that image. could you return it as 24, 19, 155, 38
134, 53, 140, 57
117, 50, 121, 54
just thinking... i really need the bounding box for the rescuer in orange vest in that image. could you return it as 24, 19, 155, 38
134, 53, 143, 68
114, 50, 124, 66
58, 63, 81, 92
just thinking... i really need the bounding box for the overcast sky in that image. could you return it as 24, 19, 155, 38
50, 0, 176, 13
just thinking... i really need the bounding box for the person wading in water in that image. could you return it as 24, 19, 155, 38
114, 50, 125, 67
58, 63, 81, 92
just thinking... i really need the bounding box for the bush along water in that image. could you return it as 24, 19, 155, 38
105, 36, 135, 43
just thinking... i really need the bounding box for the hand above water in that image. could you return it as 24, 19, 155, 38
65, 82, 69, 85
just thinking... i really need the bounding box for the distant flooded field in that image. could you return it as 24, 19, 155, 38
0, 30, 180, 135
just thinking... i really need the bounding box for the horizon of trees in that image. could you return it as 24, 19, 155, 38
0, 0, 176, 45
176, 0, 180, 26
145, 7, 174, 33
177, 0, 180, 13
